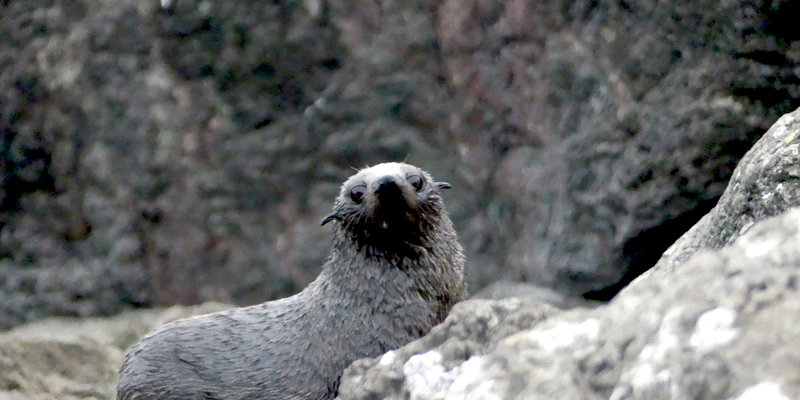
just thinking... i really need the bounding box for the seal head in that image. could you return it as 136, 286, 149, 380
322, 162, 451, 258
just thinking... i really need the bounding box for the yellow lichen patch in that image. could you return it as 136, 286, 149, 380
784, 129, 798, 144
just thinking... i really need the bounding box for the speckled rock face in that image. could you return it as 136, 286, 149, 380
336, 108, 800, 399
3, 0, 800, 330
0, 303, 231, 400
630, 106, 800, 282
338, 207, 800, 400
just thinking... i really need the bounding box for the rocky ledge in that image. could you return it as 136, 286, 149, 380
337, 108, 800, 399
340, 207, 800, 400
0, 303, 231, 400
2, 107, 800, 399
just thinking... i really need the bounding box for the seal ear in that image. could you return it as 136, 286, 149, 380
321, 213, 342, 226
436, 182, 452, 190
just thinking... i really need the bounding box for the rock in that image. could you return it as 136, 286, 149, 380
0, 336, 121, 400
337, 207, 800, 400
630, 106, 800, 282
436, 0, 800, 300
3, 0, 800, 329
338, 297, 561, 400
0, 302, 231, 400
339, 108, 800, 399
470, 280, 594, 309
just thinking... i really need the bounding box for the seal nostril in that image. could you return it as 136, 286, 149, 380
376, 175, 396, 187
375, 175, 401, 196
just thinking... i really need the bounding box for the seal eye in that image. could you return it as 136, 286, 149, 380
407, 174, 424, 191
350, 184, 366, 203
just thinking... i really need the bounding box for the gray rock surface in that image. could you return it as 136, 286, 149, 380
3, 0, 800, 329
0, 336, 120, 400
0, 303, 231, 400
337, 207, 800, 400
339, 297, 562, 400
470, 280, 594, 309
337, 109, 800, 399
3, 103, 800, 398
631, 106, 800, 281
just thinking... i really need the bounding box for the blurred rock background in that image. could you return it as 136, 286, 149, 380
1, 0, 799, 330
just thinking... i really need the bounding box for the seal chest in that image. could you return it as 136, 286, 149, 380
116, 162, 466, 400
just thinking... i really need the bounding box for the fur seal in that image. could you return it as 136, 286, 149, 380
116, 162, 466, 400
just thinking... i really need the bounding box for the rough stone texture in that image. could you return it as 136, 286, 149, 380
0, 336, 121, 400
337, 207, 800, 400
3, 0, 800, 329
470, 280, 594, 309
0, 302, 231, 400
631, 106, 800, 281
435, 0, 800, 300
338, 297, 561, 400
338, 108, 800, 400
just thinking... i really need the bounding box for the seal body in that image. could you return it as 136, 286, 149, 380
117, 162, 466, 400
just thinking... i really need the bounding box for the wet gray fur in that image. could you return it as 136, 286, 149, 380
116, 162, 466, 400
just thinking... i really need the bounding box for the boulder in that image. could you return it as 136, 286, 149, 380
3, 0, 800, 329
0, 336, 121, 400
338, 207, 800, 400
470, 280, 593, 309
630, 106, 800, 281
337, 110, 800, 399
0, 303, 231, 400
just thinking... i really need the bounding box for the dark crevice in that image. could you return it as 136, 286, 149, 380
1, 145, 58, 214
582, 199, 718, 301
253, 63, 276, 78
761, 1, 800, 42
732, 87, 795, 114
218, 70, 236, 91
173, 17, 215, 39
254, 117, 273, 129
734, 50, 792, 67
15, 77, 42, 103
199, 64, 215, 77
320, 57, 341, 71
732, 1, 800, 116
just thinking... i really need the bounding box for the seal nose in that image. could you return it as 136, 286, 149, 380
375, 175, 401, 196
377, 175, 396, 187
